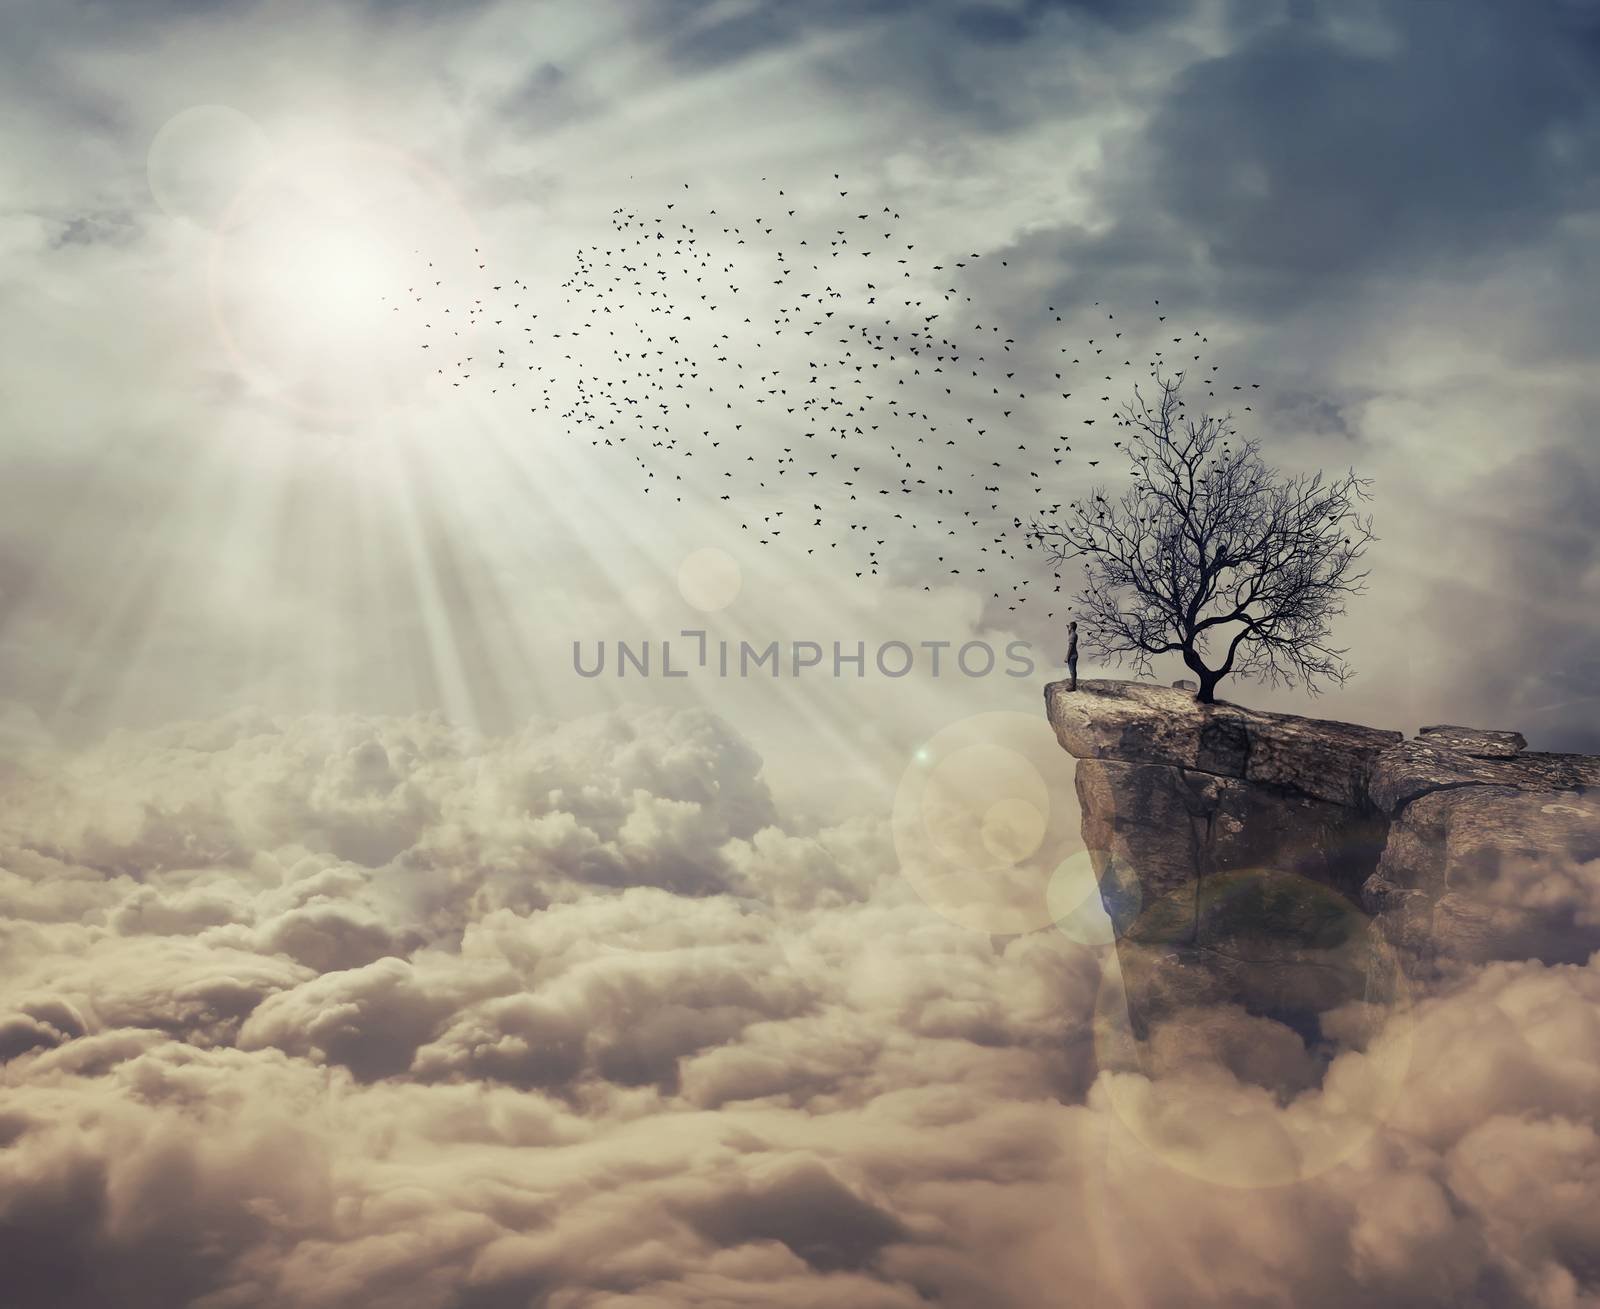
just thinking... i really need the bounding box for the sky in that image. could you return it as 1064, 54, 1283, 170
2, 1, 1600, 1306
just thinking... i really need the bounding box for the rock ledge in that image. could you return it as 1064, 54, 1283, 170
1045, 679, 1600, 1026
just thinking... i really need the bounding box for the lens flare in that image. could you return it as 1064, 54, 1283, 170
1090, 866, 1415, 1188
1047, 848, 1137, 947
893, 712, 1082, 934
147, 104, 272, 231
677, 547, 743, 612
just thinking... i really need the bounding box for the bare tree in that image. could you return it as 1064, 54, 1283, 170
1029, 370, 1376, 703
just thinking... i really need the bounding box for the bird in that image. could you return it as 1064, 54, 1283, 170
385, 172, 1242, 620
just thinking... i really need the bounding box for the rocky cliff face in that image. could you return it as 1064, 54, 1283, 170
1364, 725, 1600, 969
1046, 680, 1600, 1033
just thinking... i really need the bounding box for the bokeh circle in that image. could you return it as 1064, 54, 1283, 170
892, 711, 1083, 934
1047, 848, 1137, 948
147, 104, 273, 231
678, 548, 742, 612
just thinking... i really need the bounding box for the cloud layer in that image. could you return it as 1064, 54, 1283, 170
3, 705, 1600, 1307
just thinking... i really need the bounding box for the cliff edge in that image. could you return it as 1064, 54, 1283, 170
1046, 679, 1600, 1032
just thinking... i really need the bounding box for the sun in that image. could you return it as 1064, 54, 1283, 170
264, 214, 400, 337
207, 140, 482, 422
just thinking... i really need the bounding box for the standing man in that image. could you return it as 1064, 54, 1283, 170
1066, 620, 1078, 691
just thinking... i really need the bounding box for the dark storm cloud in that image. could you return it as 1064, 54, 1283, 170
1152, 9, 1595, 277
639, 0, 1191, 108
947, 0, 1191, 42
1022, 0, 1600, 310
1415, 433, 1600, 754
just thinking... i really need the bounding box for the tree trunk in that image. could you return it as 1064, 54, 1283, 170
1180, 642, 1222, 704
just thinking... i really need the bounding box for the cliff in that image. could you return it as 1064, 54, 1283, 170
1045, 679, 1600, 1034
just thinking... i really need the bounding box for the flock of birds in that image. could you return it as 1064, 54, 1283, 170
382, 176, 1262, 620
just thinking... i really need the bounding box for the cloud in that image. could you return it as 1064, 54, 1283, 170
1410, 435, 1600, 754
678, 1158, 907, 1272
0, 703, 1597, 1306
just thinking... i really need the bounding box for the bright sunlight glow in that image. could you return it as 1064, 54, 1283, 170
208, 141, 480, 421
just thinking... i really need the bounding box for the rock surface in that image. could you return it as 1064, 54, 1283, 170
1046, 679, 1600, 1032
1367, 730, 1600, 968
1046, 680, 1401, 808
1415, 724, 1527, 757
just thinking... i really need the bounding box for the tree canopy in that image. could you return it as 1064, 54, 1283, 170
1029, 371, 1376, 703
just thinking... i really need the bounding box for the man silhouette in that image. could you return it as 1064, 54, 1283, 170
1066, 620, 1078, 691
